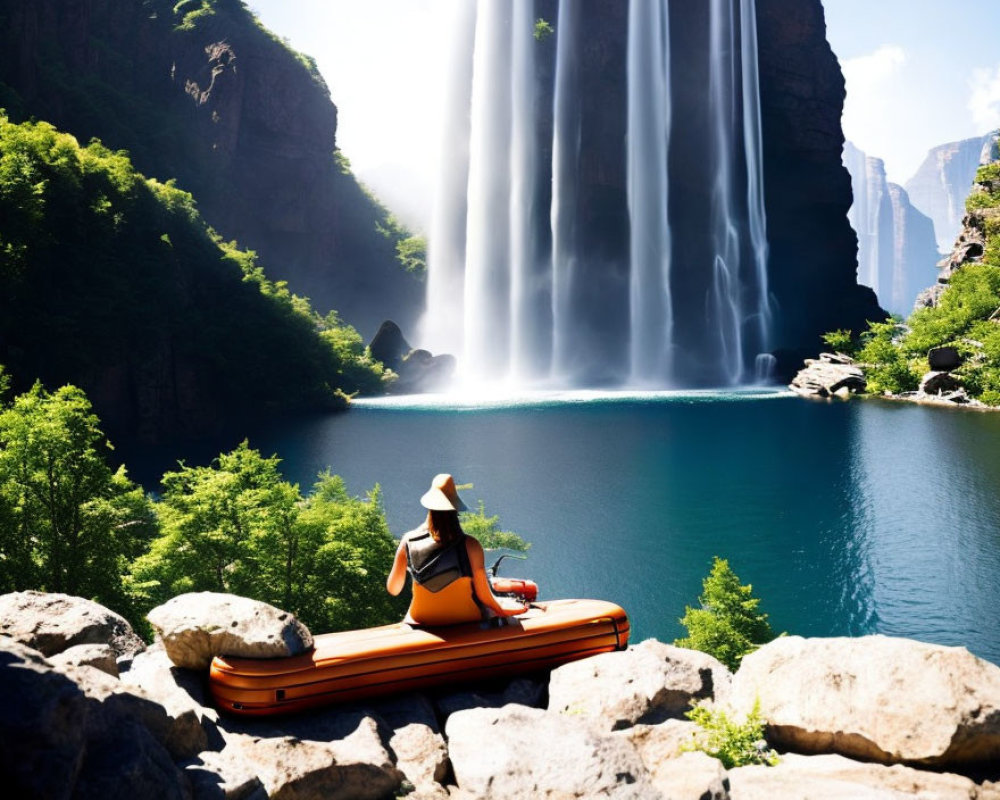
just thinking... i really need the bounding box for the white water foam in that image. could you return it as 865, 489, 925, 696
352, 387, 793, 412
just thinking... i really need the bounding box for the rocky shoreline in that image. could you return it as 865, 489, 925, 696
789, 351, 995, 410
2, 590, 999, 799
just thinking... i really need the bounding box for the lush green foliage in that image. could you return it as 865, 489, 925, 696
965, 163, 1000, 211
460, 500, 531, 553
675, 557, 776, 671
396, 235, 427, 277
0, 115, 386, 429
826, 162, 1000, 405
534, 18, 555, 41
130, 441, 405, 632
684, 700, 779, 769
820, 328, 855, 356
0, 382, 155, 622
856, 321, 921, 394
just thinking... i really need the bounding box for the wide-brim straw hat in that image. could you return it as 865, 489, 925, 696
420, 473, 468, 512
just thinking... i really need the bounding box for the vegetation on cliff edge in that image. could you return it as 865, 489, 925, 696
0, 115, 388, 435
823, 161, 1000, 405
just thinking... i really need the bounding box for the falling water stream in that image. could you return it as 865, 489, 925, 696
423, 0, 773, 388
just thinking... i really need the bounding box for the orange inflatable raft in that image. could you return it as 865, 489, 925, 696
209, 598, 629, 716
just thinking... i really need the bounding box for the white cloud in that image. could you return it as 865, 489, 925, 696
969, 65, 1000, 133
839, 45, 921, 182
841, 44, 907, 86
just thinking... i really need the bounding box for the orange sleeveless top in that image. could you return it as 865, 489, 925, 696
404, 530, 485, 626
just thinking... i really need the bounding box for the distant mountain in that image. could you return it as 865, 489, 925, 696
905, 132, 999, 254
843, 142, 939, 316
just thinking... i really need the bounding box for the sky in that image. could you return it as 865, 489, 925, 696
248, 0, 1000, 221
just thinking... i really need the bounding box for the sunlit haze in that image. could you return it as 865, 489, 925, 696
249, 0, 1000, 218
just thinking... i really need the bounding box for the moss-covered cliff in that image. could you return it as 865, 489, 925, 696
0, 116, 387, 443
0, 0, 421, 338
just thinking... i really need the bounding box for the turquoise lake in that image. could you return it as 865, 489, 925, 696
132, 391, 1000, 664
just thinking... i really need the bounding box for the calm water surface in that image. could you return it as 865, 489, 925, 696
132, 392, 1000, 664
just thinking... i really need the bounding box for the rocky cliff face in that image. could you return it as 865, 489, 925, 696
0, 0, 420, 338
754, 0, 884, 372
843, 142, 940, 315
906, 132, 999, 254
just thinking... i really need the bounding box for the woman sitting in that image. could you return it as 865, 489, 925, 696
386, 473, 529, 626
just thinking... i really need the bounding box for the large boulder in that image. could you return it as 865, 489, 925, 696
919, 370, 964, 396
548, 639, 731, 730
0, 637, 89, 799
789, 353, 866, 399
614, 722, 727, 799
728, 753, 999, 800
147, 592, 313, 670
729, 635, 1000, 767
49, 643, 120, 678
223, 718, 403, 800
928, 346, 963, 371
445, 704, 658, 799
0, 590, 145, 660
0, 636, 189, 799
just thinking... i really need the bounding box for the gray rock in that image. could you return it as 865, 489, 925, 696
446, 704, 658, 799
650, 751, 729, 800
928, 346, 963, 371
728, 635, 1000, 768
364, 693, 450, 792
225, 717, 403, 800
728, 752, 998, 800
0, 637, 88, 799
548, 639, 731, 730
49, 643, 119, 677
183, 749, 267, 800
432, 675, 546, 719
147, 592, 313, 670
614, 721, 726, 798
0, 590, 145, 659
919, 370, 964, 395
0, 636, 189, 800
789, 354, 866, 399
70, 663, 209, 761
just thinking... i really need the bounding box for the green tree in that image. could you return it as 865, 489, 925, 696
131, 443, 405, 632
0, 383, 155, 610
820, 328, 855, 356
395, 235, 427, 277
856, 320, 920, 394
676, 556, 776, 671
460, 500, 531, 552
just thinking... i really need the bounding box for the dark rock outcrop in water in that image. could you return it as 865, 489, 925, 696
3, 591, 999, 798
368, 321, 456, 393
0, 0, 420, 338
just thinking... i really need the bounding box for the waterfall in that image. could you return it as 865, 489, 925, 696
509, 0, 540, 382
707, 0, 745, 385
424, 0, 773, 390
550, 0, 581, 381
741, 0, 772, 367
421, 3, 476, 356
627, 0, 672, 384
706, 0, 772, 384
463, 0, 513, 380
